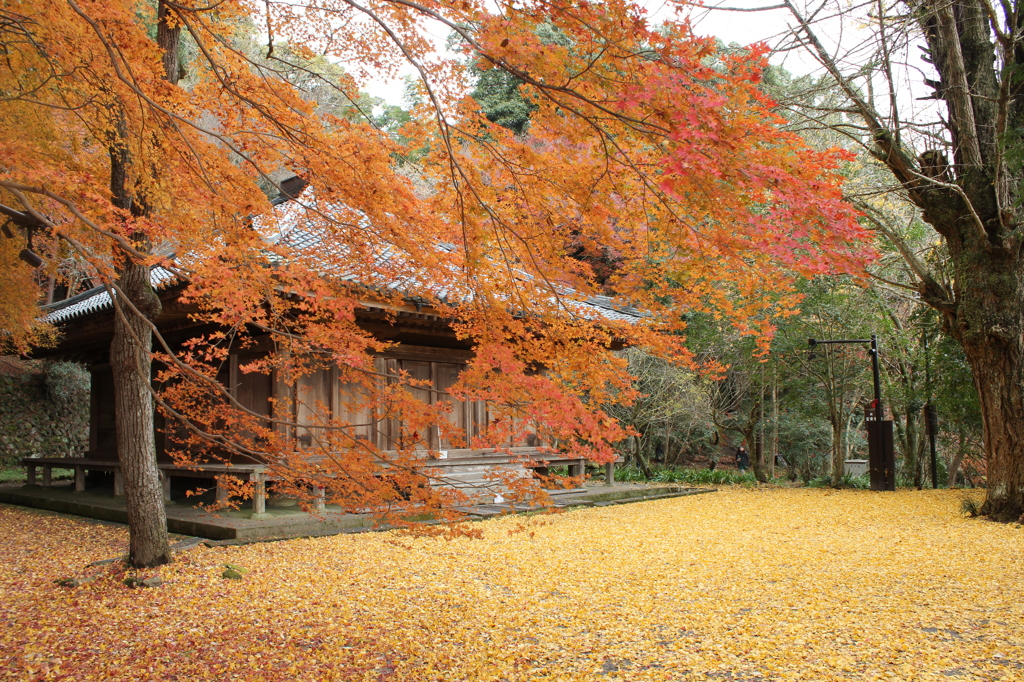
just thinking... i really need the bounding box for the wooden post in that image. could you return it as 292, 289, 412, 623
26, 463, 36, 486
313, 485, 326, 511
605, 461, 615, 486
113, 468, 125, 497
215, 477, 230, 507
41, 465, 52, 487
75, 465, 85, 492
251, 474, 266, 515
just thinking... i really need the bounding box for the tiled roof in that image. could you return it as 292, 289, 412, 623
579, 295, 645, 323
41, 267, 177, 324
273, 225, 644, 324
43, 191, 644, 326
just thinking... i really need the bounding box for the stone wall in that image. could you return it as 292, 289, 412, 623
0, 359, 89, 467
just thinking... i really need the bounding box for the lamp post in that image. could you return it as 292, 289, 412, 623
808, 334, 895, 491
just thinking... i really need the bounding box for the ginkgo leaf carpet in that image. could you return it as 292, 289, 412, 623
1, 488, 1020, 681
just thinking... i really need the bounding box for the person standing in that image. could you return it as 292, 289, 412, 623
736, 445, 749, 472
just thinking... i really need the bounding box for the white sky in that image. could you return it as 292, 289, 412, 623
665, 1, 795, 47
362, 0, 825, 105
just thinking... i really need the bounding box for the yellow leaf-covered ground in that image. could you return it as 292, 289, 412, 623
1, 488, 1021, 681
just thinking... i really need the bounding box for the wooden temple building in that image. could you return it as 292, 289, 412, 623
23, 216, 641, 515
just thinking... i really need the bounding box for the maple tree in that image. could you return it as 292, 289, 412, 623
0, 0, 870, 566
0, 231, 53, 353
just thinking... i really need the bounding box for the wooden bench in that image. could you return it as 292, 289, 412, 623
532, 457, 623, 484
20, 457, 269, 513
23, 457, 123, 495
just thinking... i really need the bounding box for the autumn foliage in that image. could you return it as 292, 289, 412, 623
0, 1, 870, 530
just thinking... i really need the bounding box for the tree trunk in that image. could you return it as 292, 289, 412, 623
156, 1, 181, 84
947, 433, 966, 488
100, 0, 181, 567
904, 408, 921, 489
830, 415, 844, 486
633, 432, 654, 479
917, 416, 929, 488
111, 259, 170, 567
925, 181, 1024, 514
663, 420, 670, 467
769, 363, 778, 479
965, 336, 1024, 519
751, 429, 767, 483
756, 369, 766, 483
912, 0, 1022, 518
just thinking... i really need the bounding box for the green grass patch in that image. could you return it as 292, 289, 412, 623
0, 467, 75, 484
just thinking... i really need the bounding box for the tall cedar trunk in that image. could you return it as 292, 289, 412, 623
918, 410, 930, 487
111, 260, 170, 567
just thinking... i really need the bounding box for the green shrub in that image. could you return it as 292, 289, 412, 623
960, 495, 981, 517
615, 464, 759, 486
807, 473, 871, 489
614, 466, 648, 482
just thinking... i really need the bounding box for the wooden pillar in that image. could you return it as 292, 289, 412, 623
605, 461, 615, 486
41, 465, 52, 487
215, 477, 230, 507
26, 463, 36, 486
113, 468, 125, 497
251, 474, 266, 514
74, 465, 85, 492
568, 459, 585, 478
313, 485, 326, 511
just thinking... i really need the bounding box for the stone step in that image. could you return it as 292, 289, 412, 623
544, 487, 590, 496
429, 465, 520, 476
415, 447, 549, 460
435, 477, 528, 491
416, 455, 558, 467
416, 457, 522, 469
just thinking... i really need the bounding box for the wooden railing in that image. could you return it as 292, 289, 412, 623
20, 457, 269, 514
